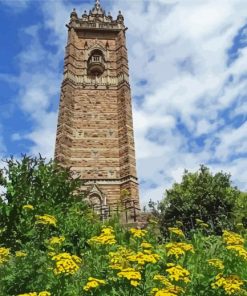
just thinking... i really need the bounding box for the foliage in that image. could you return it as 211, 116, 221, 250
234, 192, 247, 227
1, 212, 247, 295
0, 155, 89, 250
1, 157, 247, 295
156, 165, 241, 234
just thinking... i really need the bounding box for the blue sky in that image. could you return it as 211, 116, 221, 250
0, 0, 247, 205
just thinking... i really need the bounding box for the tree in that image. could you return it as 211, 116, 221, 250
0, 155, 89, 249
234, 191, 247, 227
157, 165, 241, 234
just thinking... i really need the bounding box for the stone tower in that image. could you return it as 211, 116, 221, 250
55, 0, 139, 209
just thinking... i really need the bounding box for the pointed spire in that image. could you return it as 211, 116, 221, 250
95, 0, 100, 10
117, 10, 124, 23
91, 0, 104, 15
70, 8, 78, 20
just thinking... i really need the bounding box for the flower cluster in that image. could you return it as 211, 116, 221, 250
128, 251, 160, 265
49, 236, 65, 246
88, 226, 116, 245
153, 274, 184, 295
207, 258, 224, 270
15, 251, 27, 257
223, 230, 247, 261
212, 274, 244, 295
35, 214, 57, 227
165, 242, 194, 259
166, 264, 190, 283
141, 242, 153, 249
226, 245, 247, 261
0, 247, 10, 264
18, 292, 50, 296
154, 274, 171, 286
129, 228, 147, 238
152, 286, 183, 296
117, 267, 141, 287
51, 252, 82, 275
83, 277, 106, 291
223, 230, 244, 245
168, 227, 185, 238
109, 245, 159, 270
109, 246, 134, 270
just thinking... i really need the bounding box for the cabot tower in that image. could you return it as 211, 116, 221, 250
55, 0, 139, 209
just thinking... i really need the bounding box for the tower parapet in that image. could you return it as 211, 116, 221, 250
69, 1, 125, 31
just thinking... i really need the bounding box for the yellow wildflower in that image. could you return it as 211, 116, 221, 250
49, 236, 65, 246
101, 226, 114, 235
128, 251, 160, 265
18, 292, 50, 296
35, 214, 57, 227
141, 242, 153, 249
129, 228, 147, 238
22, 204, 34, 210
52, 252, 82, 275
130, 280, 140, 287
18, 294, 38, 296
109, 246, 134, 270
165, 242, 194, 259
83, 277, 106, 291
226, 245, 247, 261
0, 247, 10, 264
15, 251, 27, 257
152, 290, 176, 296
166, 264, 190, 283
223, 230, 244, 245
88, 226, 116, 245
153, 274, 171, 286
168, 227, 185, 238
117, 267, 141, 285
207, 259, 224, 270
212, 274, 244, 295
151, 285, 184, 296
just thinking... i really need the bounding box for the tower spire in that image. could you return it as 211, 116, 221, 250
91, 0, 104, 15
95, 0, 100, 10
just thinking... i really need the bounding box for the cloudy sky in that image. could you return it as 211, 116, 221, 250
0, 0, 247, 205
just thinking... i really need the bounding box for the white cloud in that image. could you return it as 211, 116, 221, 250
215, 122, 247, 161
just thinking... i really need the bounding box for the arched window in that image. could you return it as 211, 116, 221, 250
87, 49, 105, 76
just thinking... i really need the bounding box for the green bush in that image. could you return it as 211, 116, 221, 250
155, 165, 241, 235
0, 157, 247, 295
